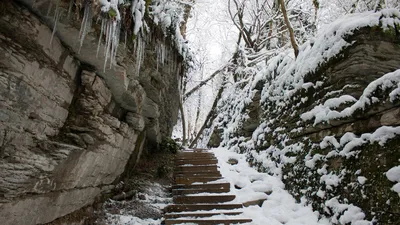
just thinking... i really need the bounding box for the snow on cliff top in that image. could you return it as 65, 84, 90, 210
258, 9, 400, 106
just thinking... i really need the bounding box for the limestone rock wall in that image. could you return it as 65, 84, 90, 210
0, 1, 182, 224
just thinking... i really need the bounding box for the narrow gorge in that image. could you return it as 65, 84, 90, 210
1, 0, 400, 225
0, 0, 185, 224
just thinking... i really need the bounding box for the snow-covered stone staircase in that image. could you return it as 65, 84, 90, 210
163, 149, 252, 225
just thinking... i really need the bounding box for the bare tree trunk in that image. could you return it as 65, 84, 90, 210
180, 0, 195, 39
179, 97, 187, 146
189, 83, 225, 148
193, 78, 202, 139
279, 0, 299, 58
312, 0, 319, 22
374, 0, 385, 12
349, 0, 359, 13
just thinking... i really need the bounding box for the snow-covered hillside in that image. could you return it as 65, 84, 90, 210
197, 9, 400, 225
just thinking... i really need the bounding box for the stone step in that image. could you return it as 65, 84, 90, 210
175, 170, 221, 175
164, 204, 244, 213
176, 153, 215, 159
172, 187, 229, 195
164, 218, 252, 225
173, 195, 236, 204
175, 165, 218, 172
164, 211, 243, 219
180, 148, 210, 152
172, 182, 230, 190
175, 176, 222, 185
178, 151, 214, 155
164, 149, 252, 224
175, 159, 218, 165
174, 172, 222, 177
175, 153, 215, 160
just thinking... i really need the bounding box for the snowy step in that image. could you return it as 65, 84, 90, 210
176, 152, 215, 159
175, 159, 218, 165
178, 151, 214, 155
164, 211, 243, 219
164, 218, 252, 225
180, 148, 210, 152
176, 155, 216, 160
174, 171, 222, 177
172, 187, 229, 195
174, 167, 219, 175
175, 176, 222, 185
164, 204, 245, 213
164, 149, 253, 224
173, 195, 236, 204
175, 165, 219, 172
172, 182, 230, 190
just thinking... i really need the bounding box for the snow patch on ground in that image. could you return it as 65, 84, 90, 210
96, 181, 171, 225
212, 148, 328, 225
212, 148, 374, 224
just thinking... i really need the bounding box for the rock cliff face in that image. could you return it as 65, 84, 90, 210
201, 11, 400, 224
0, 1, 183, 224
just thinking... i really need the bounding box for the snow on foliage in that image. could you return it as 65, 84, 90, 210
338, 126, 400, 158
301, 69, 400, 125
386, 166, 400, 194
309, 126, 400, 159
325, 198, 371, 225
131, 0, 146, 34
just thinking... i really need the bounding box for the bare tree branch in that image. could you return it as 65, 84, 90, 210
279, 0, 299, 58
183, 64, 229, 101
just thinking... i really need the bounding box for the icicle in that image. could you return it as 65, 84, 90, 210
104, 21, 110, 57
104, 20, 112, 72
113, 22, 121, 67
78, 1, 92, 54
67, 0, 74, 20
135, 35, 141, 75
161, 43, 165, 65
49, 8, 60, 46
110, 22, 117, 69
134, 33, 145, 75
47, 1, 53, 16
49, 0, 61, 46
96, 19, 105, 58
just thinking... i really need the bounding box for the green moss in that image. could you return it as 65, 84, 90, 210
160, 138, 180, 154
145, 0, 152, 14
108, 8, 118, 19
382, 26, 398, 37
156, 164, 173, 178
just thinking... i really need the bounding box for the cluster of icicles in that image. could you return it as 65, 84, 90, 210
48, 0, 148, 72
